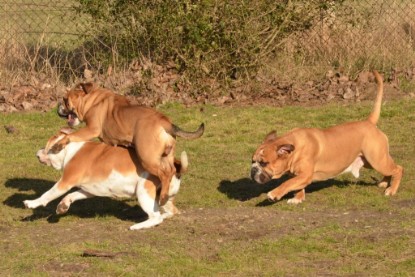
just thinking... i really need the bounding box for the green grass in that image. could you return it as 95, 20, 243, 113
1, 99, 415, 276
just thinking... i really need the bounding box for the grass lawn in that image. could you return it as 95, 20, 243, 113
1, 99, 414, 276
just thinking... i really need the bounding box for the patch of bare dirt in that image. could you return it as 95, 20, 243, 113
4, 205, 414, 259
1, 65, 413, 113
41, 261, 90, 276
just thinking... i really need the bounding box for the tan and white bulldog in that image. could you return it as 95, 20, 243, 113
24, 128, 188, 230
251, 71, 403, 204
55, 83, 204, 206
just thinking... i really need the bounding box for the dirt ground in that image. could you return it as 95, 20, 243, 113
3, 189, 415, 275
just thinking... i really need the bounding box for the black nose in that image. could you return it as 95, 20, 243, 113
250, 167, 258, 180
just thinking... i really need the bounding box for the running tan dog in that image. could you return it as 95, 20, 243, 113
251, 71, 403, 204
56, 83, 204, 206
24, 128, 188, 230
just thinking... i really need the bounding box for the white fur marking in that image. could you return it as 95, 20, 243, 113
287, 198, 303, 205
341, 156, 364, 178
79, 170, 139, 198
131, 172, 164, 230
169, 175, 181, 196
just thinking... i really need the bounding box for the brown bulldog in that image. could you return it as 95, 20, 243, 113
251, 71, 403, 204
56, 83, 204, 206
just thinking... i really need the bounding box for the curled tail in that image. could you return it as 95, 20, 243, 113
171, 123, 205, 139
367, 70, 384, 125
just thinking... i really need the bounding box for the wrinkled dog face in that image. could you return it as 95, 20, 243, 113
36, 129, 72, 170
57, 87, 86, 127
250, 131, 295, 184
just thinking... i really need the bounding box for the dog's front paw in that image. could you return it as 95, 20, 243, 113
50, 138, 69, 153
287, 198, 303, 205
267, 191, 281, 202
23, 200, 40, 209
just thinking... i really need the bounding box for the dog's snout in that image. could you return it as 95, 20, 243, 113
36, 148, 44, 158
250, 166, 259, 180
36, 148, 51, 166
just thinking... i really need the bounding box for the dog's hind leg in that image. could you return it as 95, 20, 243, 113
157, 158, 176, 206
130, 173, 164, 230
375, 159, 403, 196
138, 157, 175, 207
56, 190, 95, 214
133, 129, 176, 207
363, 135, 403, 196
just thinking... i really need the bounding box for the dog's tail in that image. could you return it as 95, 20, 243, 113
367, 70, 384, 125
171, 123, 205, 139
174, 151, 189, 177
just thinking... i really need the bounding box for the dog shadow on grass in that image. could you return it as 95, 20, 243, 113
217, 175, 375, 207
3, 178, 148, 224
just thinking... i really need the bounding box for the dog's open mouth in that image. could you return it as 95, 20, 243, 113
58, 110, 78, 127
66, 113, 78, 126
57, 102, 78, 126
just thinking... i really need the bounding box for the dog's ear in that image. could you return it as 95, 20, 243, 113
60, 127, 74, 135
264, 130, 277, 142
277, 144, 294, 156
80, 82, 97, 94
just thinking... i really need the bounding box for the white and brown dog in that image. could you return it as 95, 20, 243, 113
251, 71, 403, 204
24, 128, 188, 230
56, 83, 204, 207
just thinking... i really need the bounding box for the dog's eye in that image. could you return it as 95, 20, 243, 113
259, 161, 268, 167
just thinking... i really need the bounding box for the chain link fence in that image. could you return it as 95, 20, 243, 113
0, 0, 92, 78
294, 1, 415, 68
1, 0, 415, 78
0, 0, 85, 47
